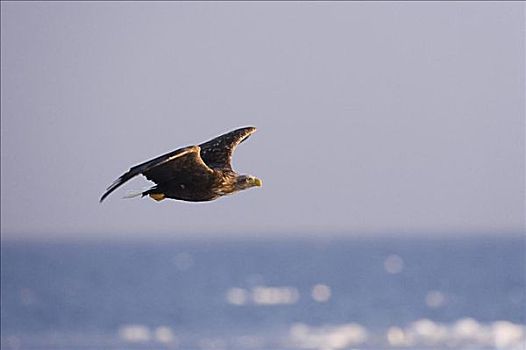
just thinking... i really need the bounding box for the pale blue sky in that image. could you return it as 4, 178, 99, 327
1, 2, 524, 240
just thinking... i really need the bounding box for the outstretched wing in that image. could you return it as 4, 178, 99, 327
199, 126, 256, 170
100, 145, 212, 202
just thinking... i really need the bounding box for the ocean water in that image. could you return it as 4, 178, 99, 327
1, 234, 525, 349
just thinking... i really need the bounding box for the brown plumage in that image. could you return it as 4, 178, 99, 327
100, 127, 262, 203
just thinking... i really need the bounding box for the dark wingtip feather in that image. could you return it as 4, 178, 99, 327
99, 193, 109, 203
99, 173, 133, 203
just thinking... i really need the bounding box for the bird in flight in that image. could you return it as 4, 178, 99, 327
100, 126, 262, 203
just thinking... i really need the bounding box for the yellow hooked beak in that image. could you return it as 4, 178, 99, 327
252, 177, 263, 187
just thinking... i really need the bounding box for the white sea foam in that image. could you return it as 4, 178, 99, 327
425, 290, 447, 309
384, 254, 404, 274
1, 320, 524, 350
118, 324, 178, 346
154, 326, 178, 345
252, 286, 299, 305
118, 324, 151, 343
289, 323, 368, 349
311, 284, 332, 303
226, 285, 299, 306
288, 318, 526, 349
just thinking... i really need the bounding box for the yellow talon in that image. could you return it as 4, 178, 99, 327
149, 193, 165, 201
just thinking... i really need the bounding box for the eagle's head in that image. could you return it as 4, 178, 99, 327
235, 174, 263, 191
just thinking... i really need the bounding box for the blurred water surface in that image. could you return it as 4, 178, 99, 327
1, 234, 525, 349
